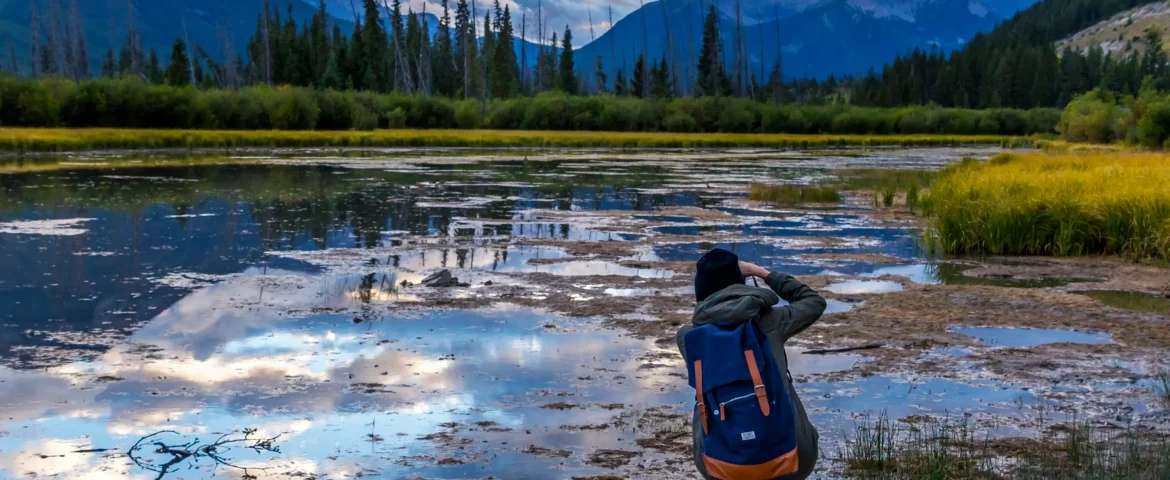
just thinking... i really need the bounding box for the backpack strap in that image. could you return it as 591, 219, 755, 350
743, 350, 771, 417
694, 360, 709, 434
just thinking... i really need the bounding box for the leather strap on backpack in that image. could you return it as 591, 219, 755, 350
743, 350, 771, 417
695, 360, 709, 434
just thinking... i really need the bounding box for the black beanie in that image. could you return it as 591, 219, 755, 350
694, 248, 744, 301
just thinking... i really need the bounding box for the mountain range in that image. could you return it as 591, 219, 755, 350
0, 0, 1041, 81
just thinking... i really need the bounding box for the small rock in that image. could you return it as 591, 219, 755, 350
421, 270, 470, 288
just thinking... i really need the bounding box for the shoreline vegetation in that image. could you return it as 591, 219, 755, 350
922, 152, 1170, 262
0, 127, 1029, 153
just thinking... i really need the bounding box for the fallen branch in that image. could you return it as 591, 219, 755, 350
127, 428, 281, 479
803, 343, 885, 355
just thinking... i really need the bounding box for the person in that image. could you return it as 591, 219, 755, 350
676, 248, 827, 479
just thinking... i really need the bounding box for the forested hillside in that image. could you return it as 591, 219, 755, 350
845, 0, 1164, 109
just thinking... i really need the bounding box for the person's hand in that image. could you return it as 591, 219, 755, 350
739, 261, 770, 279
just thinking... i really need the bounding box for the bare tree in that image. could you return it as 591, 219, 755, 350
29, 0, 40, 77
126, 0, 138, 74
536, 0, 543, 91
608, 5, 615, 91
418, 2, 432, 94
9, 44, 19, 75
520, 11, 527, 91
588, 8, 597, 93
638, 0, 648, 97
682, 0, 697, 95
183, 16, 196, 86
69, 0, 87, 79
659, 0, 678, 96
46, 0, 65, 76
262, 0, 272, 84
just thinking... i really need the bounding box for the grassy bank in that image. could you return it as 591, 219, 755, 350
923, 152, 1170, 261
841, 415, 1170, 479
0, 128, 1027, 152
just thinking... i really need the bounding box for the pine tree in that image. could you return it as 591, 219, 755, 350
490, 5, 518, 98
165, 37, 192, 86
595, 56, 607, 94
614, 68, 628, 95
433, 0, 457, 96
651, 55, 672, 98
361, 0, 388, 91
101, 48, 116, 77
147, 49, 162, 84
558, 26, 575, 94
311, 0, 331, 85
631, 53, 647, 97
454, 0, 477, 98
697, 5, 726, 97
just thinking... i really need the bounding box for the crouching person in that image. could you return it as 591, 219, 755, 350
676, 248, 827, 480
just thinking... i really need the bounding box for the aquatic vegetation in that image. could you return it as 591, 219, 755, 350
905, 183, 920, 211
881, 187, 896, 208
841, 415, 1170, 479
1075, 290, 1170, 314
748, 183, 842, 205
924, 152, 1170, 260
836, 168, 938, 191
1155, 371, 1170, 406
0, 127, 1025, 152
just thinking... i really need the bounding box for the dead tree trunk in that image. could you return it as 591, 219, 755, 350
588, 8, 597, 94
262, 0, 272, 84
418, 2, 431, 95
659, 0, 679, 96
638, 0, 648, 98
520, 12, 527, 91
608, 5, 616, 91
29, 0, 40, 77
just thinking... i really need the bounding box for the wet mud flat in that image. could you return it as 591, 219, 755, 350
0, 148, 1167, 479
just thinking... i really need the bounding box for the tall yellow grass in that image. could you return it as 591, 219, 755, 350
0, 127, 1026, 152
924, 152, 1170, 260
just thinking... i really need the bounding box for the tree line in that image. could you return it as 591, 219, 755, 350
2, 0, 1166, 113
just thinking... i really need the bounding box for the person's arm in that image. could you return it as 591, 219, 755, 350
741, 262, 827, 341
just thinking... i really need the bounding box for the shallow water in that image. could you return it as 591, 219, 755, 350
952, 327, 1114, 347
2, 148, 1144, 478
1075, 290, 1170, 314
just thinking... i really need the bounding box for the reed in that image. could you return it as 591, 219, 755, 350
0, 127, 1026, 152
840, 414, 1170, 479
748, 184, 842, 205
923, 152, 1170, 260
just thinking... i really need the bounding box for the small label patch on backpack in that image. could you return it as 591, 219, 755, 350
741, 431, 756, 441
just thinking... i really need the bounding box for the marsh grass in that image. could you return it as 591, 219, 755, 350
923, 152, 1170, 261
1155, 371, 1170, 406
0, 127, 1025, 152
837, 168, 939, 191
881, 188, 897, 208
841, 415, 1170, 480
749, 183, 842, 205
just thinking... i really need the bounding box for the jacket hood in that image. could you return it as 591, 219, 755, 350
692, 284, 780, 325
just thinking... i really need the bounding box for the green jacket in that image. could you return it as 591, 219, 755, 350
676, 272, 827, 480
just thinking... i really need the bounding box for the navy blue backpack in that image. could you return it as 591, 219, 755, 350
684, 319, 799, 479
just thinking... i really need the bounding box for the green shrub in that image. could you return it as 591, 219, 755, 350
663, 112, 697, 132
1058, 89, 1123, 143
385, 107, 407, 129
316, 90, 355, 130
598, 98, 638, 131
895, 108, 934, 134
265, 87, 319, 130
523, 91, 573, 130
1136, 100, 1170, 148
636, 99, 668, 131
487, 97, 529, 129
454, 99, 483, 129
406, 95, 455, 128
719, 99, 757, 133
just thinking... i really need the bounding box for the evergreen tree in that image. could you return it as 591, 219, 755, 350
433, 0, 457, 96
101, 48, 116, 77
651, 55, 672, 98
490, 5, 519, 98
558, 26, 576, 94
165, 37, 192, 86
147, 50, 162, 84
361, 0, 388, 91
697, 5, 726, 97
615, 69, 629, 95
595, 57, 608, 94
631, 53, 647, 97
454, 0, 478, 98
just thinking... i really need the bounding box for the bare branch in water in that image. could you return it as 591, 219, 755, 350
127, 428, 281, 479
